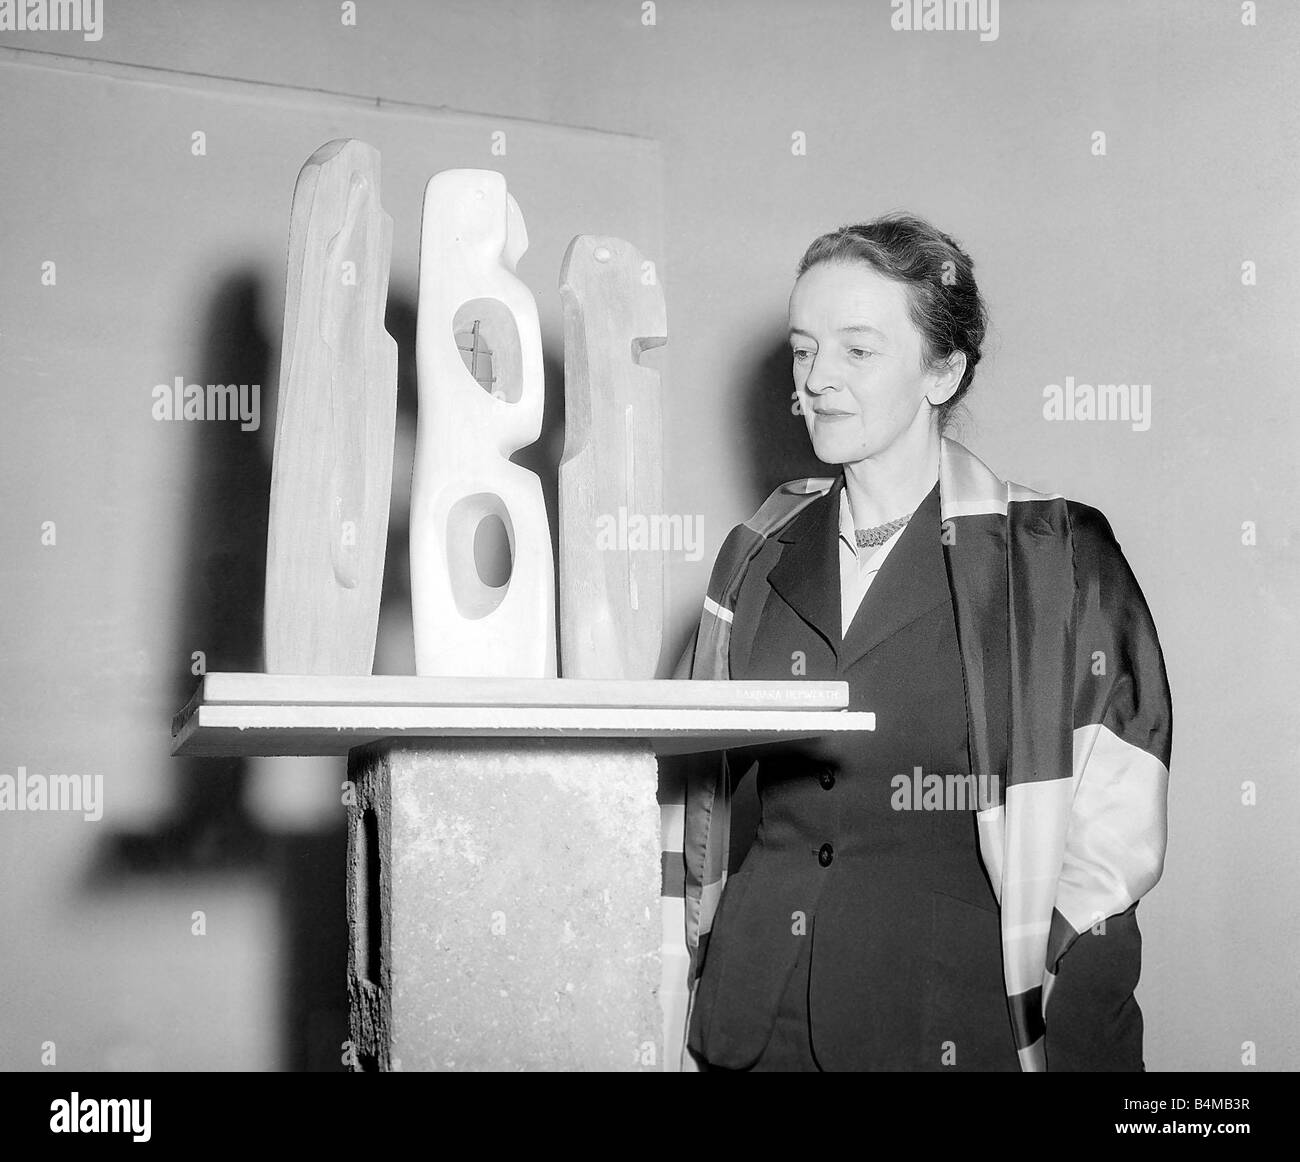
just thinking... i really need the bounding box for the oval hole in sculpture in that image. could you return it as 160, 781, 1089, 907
473, 512, 512, 589
451, 298, 522, 403
446, 492, 514, 619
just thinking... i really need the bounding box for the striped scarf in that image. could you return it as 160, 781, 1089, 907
667, 437, 1172, 1072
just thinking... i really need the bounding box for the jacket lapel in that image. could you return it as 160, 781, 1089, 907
764, 477, 950, 671
838, 481, 948, 672
765, 477, 845, 656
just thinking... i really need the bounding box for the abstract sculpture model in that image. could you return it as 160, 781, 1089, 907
410, 169, 556, 677
264, 138, 398, 675
558, 235, 667, 679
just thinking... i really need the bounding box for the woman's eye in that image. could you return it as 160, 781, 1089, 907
791, 348, 813, 363
848, 348, 873, 360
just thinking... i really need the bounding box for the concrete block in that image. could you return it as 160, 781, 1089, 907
347, 738, 661, 1071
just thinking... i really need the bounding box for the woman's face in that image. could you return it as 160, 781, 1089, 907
788, 260, 949, 465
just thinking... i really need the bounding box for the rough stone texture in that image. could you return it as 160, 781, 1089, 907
347, 738, 662, 1071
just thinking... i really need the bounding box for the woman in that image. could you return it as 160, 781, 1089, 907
677, 214, 1172, 1072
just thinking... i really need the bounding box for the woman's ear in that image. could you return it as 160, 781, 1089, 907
926, 351, 967, 407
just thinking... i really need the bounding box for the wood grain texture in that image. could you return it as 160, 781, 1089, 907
558, 235, 667, 679
264, 138, 398, 675
410, 169, 556, 677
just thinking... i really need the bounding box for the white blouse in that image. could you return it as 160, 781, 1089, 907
837, 487, 910, 638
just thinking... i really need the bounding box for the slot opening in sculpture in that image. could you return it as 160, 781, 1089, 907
452, 298, 523, 403
630, 333, 667, 365
446, 491, 515, 618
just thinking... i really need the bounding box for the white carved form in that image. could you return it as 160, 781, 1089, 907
410, 170, 556, 677
558, 236, 667, 678
264, 138, 398, 675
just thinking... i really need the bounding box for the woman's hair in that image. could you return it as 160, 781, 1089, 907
796, 213, 988, 431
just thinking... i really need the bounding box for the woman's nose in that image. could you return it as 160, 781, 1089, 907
805, 362, 838, 394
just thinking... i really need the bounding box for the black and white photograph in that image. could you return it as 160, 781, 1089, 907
0, 0, 1292, 1132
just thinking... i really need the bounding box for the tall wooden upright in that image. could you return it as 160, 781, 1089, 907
558, 236, 667, 680
264, 139, 397, 675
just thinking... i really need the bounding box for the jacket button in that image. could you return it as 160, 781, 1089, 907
818, 843, 834, 867
817, 767, 836, 790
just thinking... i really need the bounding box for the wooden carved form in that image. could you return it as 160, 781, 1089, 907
558, 236, 667, 678
264, 138, 398, 675
410, 170, 556, 677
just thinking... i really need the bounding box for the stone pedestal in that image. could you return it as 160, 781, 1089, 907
171, 673, 873, 1071
346, 738, 661, 1071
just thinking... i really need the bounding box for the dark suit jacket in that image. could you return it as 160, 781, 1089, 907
687, 479, 1143, 1072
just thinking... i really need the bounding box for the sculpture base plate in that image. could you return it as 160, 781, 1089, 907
171, 674, 875, 757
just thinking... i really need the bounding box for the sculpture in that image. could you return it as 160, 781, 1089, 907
263, 138, 398, 675
409, 170, 556, 677
558, 236, 667, 679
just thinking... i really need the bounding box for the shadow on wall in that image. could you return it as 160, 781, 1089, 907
738, 338, 831, 503
80, 271, 347, 1071
79, 269, 576, 1072
661, 334, 826, 672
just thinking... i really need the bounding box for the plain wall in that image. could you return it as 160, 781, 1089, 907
1, 0, 1296, 1071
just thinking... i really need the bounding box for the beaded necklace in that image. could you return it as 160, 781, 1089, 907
854, 512, 912, 548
